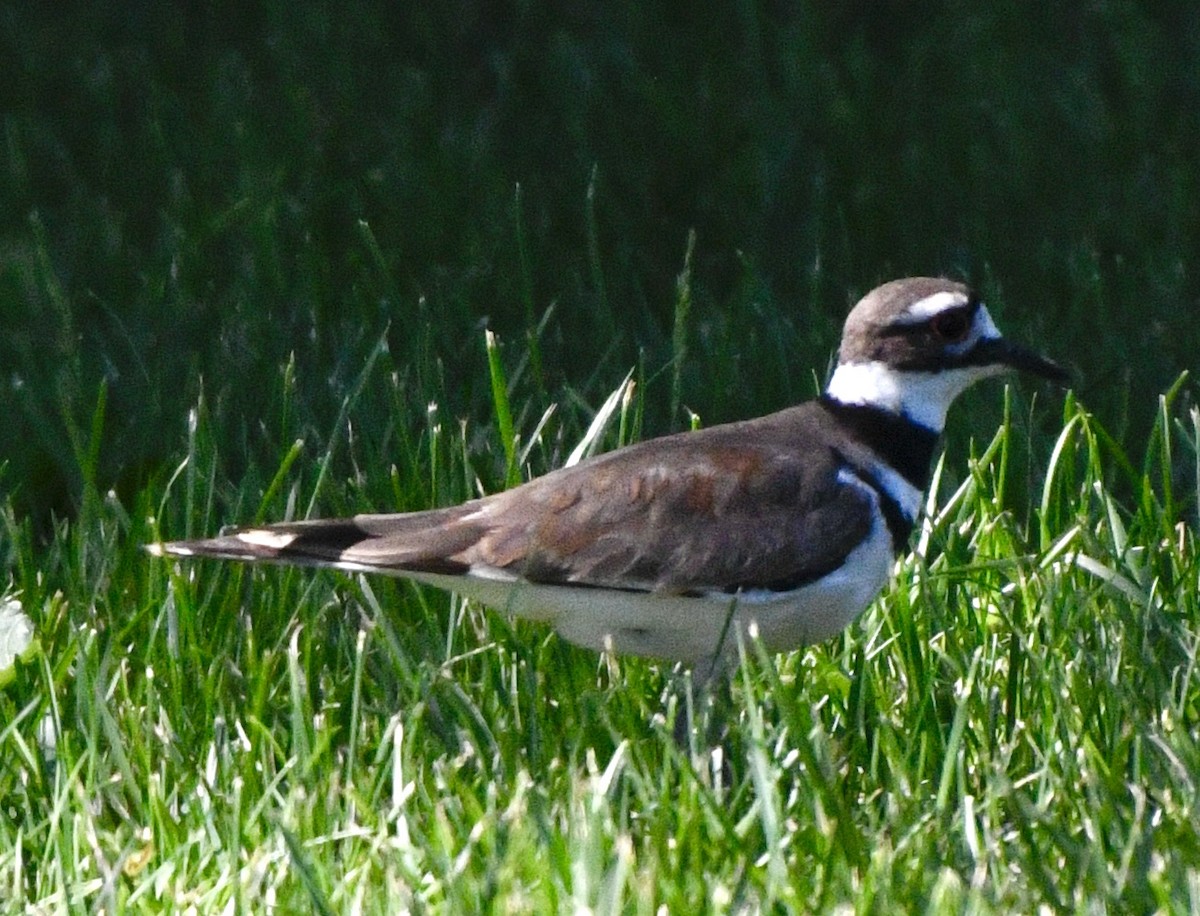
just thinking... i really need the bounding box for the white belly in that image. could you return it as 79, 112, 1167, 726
397, 516, 895, 665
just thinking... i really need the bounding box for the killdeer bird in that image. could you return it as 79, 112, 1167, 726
149, 278, 1066, 674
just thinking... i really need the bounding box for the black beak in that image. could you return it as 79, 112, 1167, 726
973, 338, 1070, 385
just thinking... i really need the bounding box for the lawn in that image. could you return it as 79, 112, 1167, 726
2, 4, 1198, 912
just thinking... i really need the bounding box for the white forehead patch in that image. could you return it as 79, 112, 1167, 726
892, 290, 971, 324
974, 305, 1001, 341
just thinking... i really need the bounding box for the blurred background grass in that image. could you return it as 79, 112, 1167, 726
1, 1, 1196, 525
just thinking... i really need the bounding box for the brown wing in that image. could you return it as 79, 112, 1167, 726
455, 431, 875, 594
151, 405, 877, 594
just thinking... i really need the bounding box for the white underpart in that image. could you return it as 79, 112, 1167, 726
825, 304, 1006, 432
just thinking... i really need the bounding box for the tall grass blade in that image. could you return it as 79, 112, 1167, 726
565, 369, 635, 468
485, 329, 522, 489
306, 325, 390, 518
671, 229, 696, 427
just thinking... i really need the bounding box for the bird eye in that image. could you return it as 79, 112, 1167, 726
930, 309, 971, 343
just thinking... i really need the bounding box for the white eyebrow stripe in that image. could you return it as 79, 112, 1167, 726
891, 290, 971, 324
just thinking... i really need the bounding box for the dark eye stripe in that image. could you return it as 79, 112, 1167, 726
931, 309, 971, 340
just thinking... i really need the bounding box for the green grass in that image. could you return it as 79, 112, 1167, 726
3, 3, 1200, 912
2, 329, 1199, 910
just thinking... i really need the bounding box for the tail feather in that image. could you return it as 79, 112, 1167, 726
146, 506, 487, 576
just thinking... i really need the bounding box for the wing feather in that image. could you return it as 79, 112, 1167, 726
151, 403, 880, 595
463, 432, 875, 593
